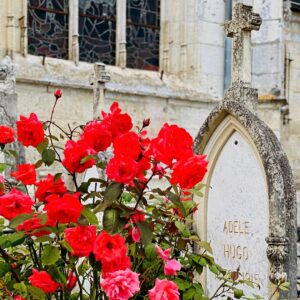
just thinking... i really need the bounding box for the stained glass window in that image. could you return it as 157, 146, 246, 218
79, 0, 116, 64
28, 0, 69, 59
126, 0, 160, 70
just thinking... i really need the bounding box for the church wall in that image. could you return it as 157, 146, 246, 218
283, 11, 300, 193
0, 0, 298, 194
252, 0, 285, 95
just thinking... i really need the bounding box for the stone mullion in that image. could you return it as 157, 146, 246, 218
19, 0, 28, 57
69, 0, 79, 64
180, 0, 188, 80
160, 0, 168, 73
6, 0, 16, 58
116, 0, 126, 68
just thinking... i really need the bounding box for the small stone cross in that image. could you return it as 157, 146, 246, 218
91, 63, 111, 118
224, 3, 262, 111
225, 3, 262, 85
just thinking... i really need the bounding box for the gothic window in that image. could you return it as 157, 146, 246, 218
126, 0, 160, 70
79, 0, 116, 64
28, 0, 69, 59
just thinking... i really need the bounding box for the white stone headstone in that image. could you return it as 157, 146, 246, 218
206, 130, 269, 298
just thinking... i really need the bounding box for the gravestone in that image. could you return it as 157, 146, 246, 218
193, 4, 297, 299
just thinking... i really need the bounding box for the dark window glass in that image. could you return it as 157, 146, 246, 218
291, 0, 300, 11
28, 0, 69, 59
79, 0, 116, 64
126, 0, 160, 70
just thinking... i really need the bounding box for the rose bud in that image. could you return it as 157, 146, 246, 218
142, 118, 150, 128
54, 89, 62, 99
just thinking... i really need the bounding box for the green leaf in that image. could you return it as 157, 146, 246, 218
41, 245, 60, 265
53, 173, 62, 183
0, 163, 8, 172
0, 262, 11, 277
145, 243, 157, 260
41, 149, 56, 166
34, 160, 43, 169
28, 286, 46, 300
209, 264, 220, 275
137, 221, 153, 246
0, 232, 25, 248
197, 241, 213, 254
183, 287, 196, 300
233, 288, 244, 299
36, 138, 49, 154
48, 134, 59, 141
8, 150, 18, 158
121, 192, 133, 204
279, 282, 290, 291
176, 238, 187, 250
60, 240, 73, 253
79, 181, 90, 193
173, 278, 192, 291
103, 208, 126, 234
9, 213, 34, 229
81, 207, 98, 225
175, 221, 190, 237
104, 182, 124, 203
13, 282, 28, 298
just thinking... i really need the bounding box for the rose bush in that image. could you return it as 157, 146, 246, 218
0, 91, 279, 300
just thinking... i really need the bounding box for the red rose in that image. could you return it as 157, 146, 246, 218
0, 188, 33, 220
102, 255, 131, 277
150, 123, 193, 166
35, 174, 67, 202
170, 155, 208, 189
65, 225, 97, 257
44, 192, 83, 224
101, 102, 133, 140
0, 125, 14, 144
80, 120, 112, 152
113, 132, 141, 160
62, 140, 96, 173
17, 214, 56, 237
28, 269, 59, 294
130, 211, 145, 224
11, 163, 36, 185
93, 231, 127, 263
106, 156, 139, 184
66, 272, 77, 291
0, 175, 4, 195
54, 89, 62, 99
16, 113, 44, 147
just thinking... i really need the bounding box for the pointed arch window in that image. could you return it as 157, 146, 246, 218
126, 0, 160, 70
79, 0, 116, 64
27, 0, 160, 71
28, 0, 69, 59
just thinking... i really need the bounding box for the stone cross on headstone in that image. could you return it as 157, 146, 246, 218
193, 3, 297, 299
224, 4, 262, 110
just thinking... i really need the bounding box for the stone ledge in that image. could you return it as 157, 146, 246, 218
13, 54, 216, 103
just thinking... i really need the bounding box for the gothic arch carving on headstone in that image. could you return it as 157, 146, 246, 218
193, 99, 297, 298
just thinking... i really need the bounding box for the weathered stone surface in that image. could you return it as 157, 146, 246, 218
0, 56, 16, 94
0, 56, 24, 171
